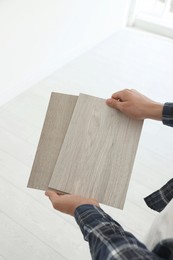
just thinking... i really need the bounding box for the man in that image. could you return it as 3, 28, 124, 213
46, 89, 173, 259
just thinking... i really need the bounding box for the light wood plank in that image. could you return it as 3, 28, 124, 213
49, 93, 143, 208
27, 92, 78, 190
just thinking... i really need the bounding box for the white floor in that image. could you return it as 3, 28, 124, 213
0, 28, 173, 260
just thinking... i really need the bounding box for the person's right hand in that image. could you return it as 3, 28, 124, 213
106, 89, 163, 120
45, 191, 99, 216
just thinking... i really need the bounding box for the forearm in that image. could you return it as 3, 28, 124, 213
146, 102, 173, 125
146, 102, 163, 121
75, 205, 159, 259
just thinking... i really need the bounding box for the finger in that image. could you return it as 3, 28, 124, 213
111, 90, 125, 100
111, 89, 132, 101
106, 98, 122, 110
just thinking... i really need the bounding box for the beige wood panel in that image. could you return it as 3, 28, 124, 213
27, 92, 78, 191
49, 93, 143, 208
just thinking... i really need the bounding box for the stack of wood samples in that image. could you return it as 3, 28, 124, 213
28, 92, 143, 208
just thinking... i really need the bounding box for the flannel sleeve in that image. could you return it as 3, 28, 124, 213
74, 205, 161, 260
162, 102, 173, 127
144, 178, 173, 212
144, 102, 173, 211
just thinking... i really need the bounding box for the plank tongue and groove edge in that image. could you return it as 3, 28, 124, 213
27, 92, 78, 191
48, 93, 143, 208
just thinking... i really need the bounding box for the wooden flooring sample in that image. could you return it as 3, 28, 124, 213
27, 92, 78, 191
49, 94, 143, 208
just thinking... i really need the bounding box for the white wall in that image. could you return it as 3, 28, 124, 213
0, 0, 130, 106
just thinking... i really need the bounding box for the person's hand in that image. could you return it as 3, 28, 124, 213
45, 191, 99, 216
106, 89, 163, 120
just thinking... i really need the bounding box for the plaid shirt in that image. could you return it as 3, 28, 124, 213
162, 102, 173, 127
144, 102, 173, 213
144, 178, 173, 212
75, 205, 162, 259
74, 103, 173, 260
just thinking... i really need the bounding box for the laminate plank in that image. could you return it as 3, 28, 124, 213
49, 93, 143, 208
27, 92, 78, 191
0, 176, 90, 260
0, 212, 66, 260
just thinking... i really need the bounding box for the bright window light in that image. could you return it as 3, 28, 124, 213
128, 0, 173, 38
138, 0, 173, 20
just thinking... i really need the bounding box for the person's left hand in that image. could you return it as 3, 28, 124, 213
45, 191, 99, 216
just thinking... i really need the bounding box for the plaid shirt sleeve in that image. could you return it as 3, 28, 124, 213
74, 205, 161, 259
144, 178, 173, 212
162, 102, 173, 127
144, 102, 173, 212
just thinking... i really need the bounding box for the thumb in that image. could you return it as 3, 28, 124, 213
45, 190, 59, 205
106, 98, 122, 110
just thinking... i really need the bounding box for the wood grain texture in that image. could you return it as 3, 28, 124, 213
49, 93, 143, 208
27, 92, 78, 191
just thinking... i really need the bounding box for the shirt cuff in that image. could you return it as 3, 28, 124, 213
162, 102, 173, 127
144, 178, 173, 212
